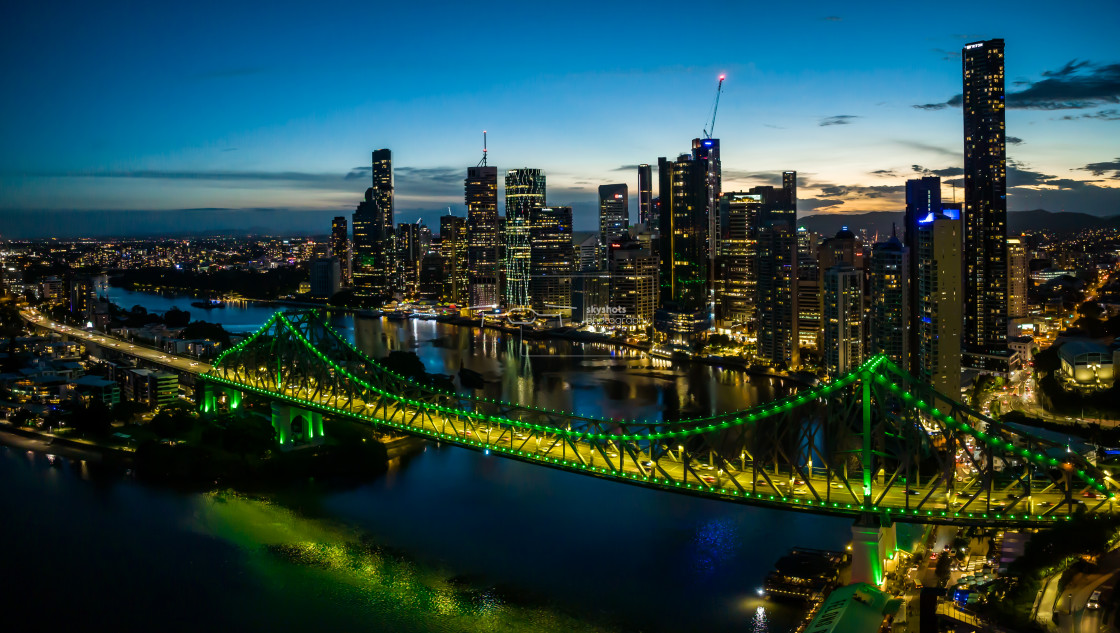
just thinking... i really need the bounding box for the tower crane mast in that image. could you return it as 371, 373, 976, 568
703, 74, 725, 139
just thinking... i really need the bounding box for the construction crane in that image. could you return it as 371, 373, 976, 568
477, 130, 488, 167
702, 74, 726, 139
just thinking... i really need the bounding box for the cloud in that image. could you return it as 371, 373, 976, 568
611, 164, 644, 171
822, 16, 842, 22
1079, 158, 1120, 179
869, 169, 898, 177
914, 60, 1120, 111
912, 164, 965, 178
799, 198, 845, 211
933, 48, 961, 61
815, 183, 904, 199
894, 140, 958, 159
344, 166, 371, 180
221, 147, 239, 152
762, 123, 786, 129
1058, 108, 1120, 121
1007, 136, 1024, 145
820, 115, 859, 126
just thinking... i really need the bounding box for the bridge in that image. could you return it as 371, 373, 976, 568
194, 309, 1117, 531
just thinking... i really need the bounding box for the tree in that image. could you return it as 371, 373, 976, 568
71, 399, 113, 435
150, 401, 196, 437
222, 413, 275, 455
9, 408, 36, 427
935, 552, 953, 587
180, 320, 231, 347
164, 306, 191, 328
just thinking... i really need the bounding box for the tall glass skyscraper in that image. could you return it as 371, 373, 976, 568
352, 148, 395, 300
330, 216, 349, 284
654, 154, 710, 344
598, 183, 629, 267
529, 206, 573, 314
503, 168, 545, 308
637, 164, 653, 227
962, 38, 1010, 373
466, 165, 499, 307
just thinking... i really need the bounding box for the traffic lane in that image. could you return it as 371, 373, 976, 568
23, 311, 201, 374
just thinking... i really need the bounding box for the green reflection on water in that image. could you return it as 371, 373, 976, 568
198, 491, 617, 633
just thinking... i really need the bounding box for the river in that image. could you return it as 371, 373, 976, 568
2, 287, 860, 631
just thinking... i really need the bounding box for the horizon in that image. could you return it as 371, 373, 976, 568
2, 1, 1118, 239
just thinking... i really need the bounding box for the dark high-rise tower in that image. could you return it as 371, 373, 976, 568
962, 38, 1009, 373
352, 149, 395, 300
903, 176, 941, 374
440, 215, 468, 305
654, 154, 710, 343
598, 184, 629, 267
637, 164, 653, 227
466, 165, 499, 307
331, 216, 349, 284
782, 171, 797, 211
504, 168, 545, 308
691, 138, 721, 267
529, 206, 573, 314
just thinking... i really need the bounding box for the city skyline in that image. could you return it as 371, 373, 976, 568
2, 1, 1119, 239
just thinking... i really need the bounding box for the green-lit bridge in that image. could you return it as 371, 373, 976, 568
197, 310, 1117, 528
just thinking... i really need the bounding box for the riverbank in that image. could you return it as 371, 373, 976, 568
0, 423, 134, 465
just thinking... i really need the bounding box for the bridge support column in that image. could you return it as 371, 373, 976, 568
199, 383, 242, 414
271, 403, 325, 449
850, 514, 896, 587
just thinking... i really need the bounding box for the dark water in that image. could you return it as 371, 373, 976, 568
7, 288, 859, 631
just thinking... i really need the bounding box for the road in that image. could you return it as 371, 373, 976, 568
1055, 548, 1120, 633
22, 308, 205, 375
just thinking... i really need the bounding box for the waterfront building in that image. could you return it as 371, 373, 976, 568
608, 241, 658, 332
440, 215, 469, 305
637, 164, 653, 227
352, 149, 395, 300
396, 222, 423, 298
529, 205, 573, 316
309, 256, 341, 299
504, 168, 545, 308
1007, 236, 1028, 320
330, 216, 349, 284
598, 184, 629, 268
655, 153, 710, 344
466, 165, 500, 308
756, 221, 799, 367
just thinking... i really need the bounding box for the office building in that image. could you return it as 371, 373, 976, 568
504, 168, 545, 308
529, 206, 573, 315
903, 176, 942, 373
797, 252, 821, 349
309, 256, 341, 299
691, 138, 722, 266
395, 222, 424, 297
916, 211, 963, 397
466, 165, 500, 307
756, 221, 800, 367
638, 164, 653, 226
418, 252, 447, 301
654, 153, 711, 343
1007, 236, 1028, 319
962, 38, 1010, 373
869, 237, 909, 368
608, 242, 658, 332
823, 263, 863, 377
352, 149, 395, 300
598, 184, 629, 267
716, 192, 759, 328
330, 216, 349, 284
440, 215, 469, 305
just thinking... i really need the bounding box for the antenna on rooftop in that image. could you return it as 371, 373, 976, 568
477, 130, 488, 167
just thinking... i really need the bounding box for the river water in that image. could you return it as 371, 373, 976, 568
2, 288, 858, 631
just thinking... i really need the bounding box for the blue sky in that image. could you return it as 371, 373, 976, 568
1, 0, 1118, 237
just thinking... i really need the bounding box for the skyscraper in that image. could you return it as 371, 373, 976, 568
396, 221, 423, 297
440, 214, 468, 305
691, 138, 722, 268
783, 171, 797, 211
963, 38, 1010, 373
654, 154, 710, 344
916, 211, 963, 397
903, 176, 942, 374
823, 263, 863, 377
331, 216, 349, 285
466, 165, 500, 307
598, 184, 629, 268
352, 149, 395, 300
609, 241, 658, 332
637, 164, 653, 227
504, 168, 545, 308
1007, 237, 1028, 321
756, 221, 799, 368
715, 192, 759, 328
870, 237, 909, 368
529, 206, 573, 315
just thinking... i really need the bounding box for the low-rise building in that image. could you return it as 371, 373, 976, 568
1058, 339, 1114, 387
69, 375, 121, 406
123, 368, 178, 408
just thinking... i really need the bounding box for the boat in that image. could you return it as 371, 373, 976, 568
190, 299, 226, 309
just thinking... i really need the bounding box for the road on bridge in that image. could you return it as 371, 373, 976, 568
22, 308, 206, 375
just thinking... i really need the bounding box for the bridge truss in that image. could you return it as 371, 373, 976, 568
200, 310, 1118, 526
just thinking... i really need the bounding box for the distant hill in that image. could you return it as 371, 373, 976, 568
797, 209, 1120, 238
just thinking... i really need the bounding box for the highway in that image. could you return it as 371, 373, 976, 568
22, 308, 206, 375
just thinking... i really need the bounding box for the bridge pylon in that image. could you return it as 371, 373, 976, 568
850, 513, 896, 587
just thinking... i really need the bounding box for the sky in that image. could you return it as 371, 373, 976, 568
1, 0, 1118, 238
